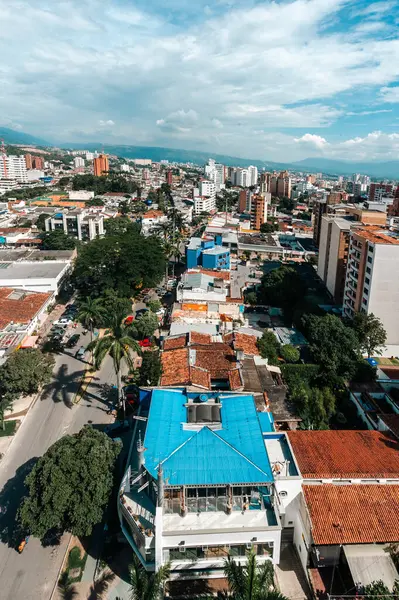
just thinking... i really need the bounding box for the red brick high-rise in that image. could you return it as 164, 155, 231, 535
166, 170, 173, 186
32, 156, 44, 170
93, 154, 109, 176
25, 154, 32, 169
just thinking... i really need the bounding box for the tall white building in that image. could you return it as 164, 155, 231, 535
0, 156, 27, 182
204, 159, 225, 192
248, 165, 258, 187
73, 156, 85, 169
343, 226, 399, 345
235, 168, 249, 187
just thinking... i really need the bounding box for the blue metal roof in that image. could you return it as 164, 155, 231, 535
143, 389, 273, 486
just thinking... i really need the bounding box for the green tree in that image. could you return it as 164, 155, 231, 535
278, 196, 295, 213
0, 393, 14, 431
280, 344, 300, 363
245, 291, 258, 306
131, 201, 148, 214
73, 230, 165, 298
131, 312, 159, 340
129, 554, 170, 600
58, 177, 71, 188
363, 580, 394, 600
257, 331, 281, 365
36, 213, 51, 231
77, 297, 106, 343
302, 314, 361, 380
119, 199, 131, 216
351, 312, 387, 358
98, 289, 132, 323
85, 197, 104, 207
0, 349, 54, 398
57, 572, 78, 600
147, 299, 162, 313
259, 266, 307, 316
104, 217, 138, 237
260, 222, 278, 234
224, 550, 286, 600
291, 384, 336, 430
19, 427, 121, 540
40, 230, 77, 250
89, 311, 140, 414
88, 570, 116, 600
138, 351, 162, 386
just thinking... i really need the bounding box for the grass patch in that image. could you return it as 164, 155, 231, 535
378, 357, 399, 366
0, 421, 17, 437
62, 545, 88, 583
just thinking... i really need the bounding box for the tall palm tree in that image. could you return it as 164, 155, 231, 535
57, 571, 78, 600
224, 550, 287, 600
77, 297, 106, 343
129, 554, 170, 600
87, 569, 115, 600
88, 311, 140, 417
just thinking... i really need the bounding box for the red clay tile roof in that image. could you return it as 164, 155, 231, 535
304, 484, 399, 545
161, 342, 239, 389
233, 333, 260, 356
223, 333, 234, 344
0, 228, 31, 234
187, 269, 230, 281
160, 348, 190, 386
190, 332, 212, 345
0, 288, 52, 330
228, 369, 242, 390
288, 430, 399, 479
144, 210, 164, 219
378, 414, 399, 439
163, 335, 187, 350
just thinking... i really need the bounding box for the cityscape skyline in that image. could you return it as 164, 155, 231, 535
2, 0, 399, 162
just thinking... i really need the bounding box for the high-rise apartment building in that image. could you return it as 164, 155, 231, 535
317, 216, 352, 303
276, 171, 291, 198
25, 154, 32, 169
369, 183, 393, 203
260, 172, 272, 194
0, 155, 27, 182
251, 194, 270, 230
166, 170, 173, 186
204, 159, 225, 191
93, 153, 109, 176
343, 226, 399, 344
32, 156, 44, 170
248, 165, 258, 187
74, 156, 85, 169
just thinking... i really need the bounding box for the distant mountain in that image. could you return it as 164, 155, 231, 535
0, 127, 48, 147
292, 157, 399, 179
65, 142, 288, 171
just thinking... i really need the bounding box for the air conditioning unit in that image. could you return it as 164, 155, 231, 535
179, 547, 186, 553
246, 543, 252, 549
267, 542, 274, 548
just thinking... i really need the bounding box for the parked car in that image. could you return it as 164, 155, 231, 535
56, 317, 73, 325
104, 420, 130, 436
18, 536, 30, 554
138, 338, 151, 348
75, 346, 86, 359
135, 308, 149, 318
66, 334, 80, 348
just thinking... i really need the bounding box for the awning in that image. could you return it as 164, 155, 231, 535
343, 545, 399, 590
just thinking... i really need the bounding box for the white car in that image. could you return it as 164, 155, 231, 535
55, 317, 73, 325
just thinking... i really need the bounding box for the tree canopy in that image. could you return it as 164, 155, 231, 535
290, 383, 336, 429
36, 213, 51, 231
350, 312, 387, 358
130, 312, 159, 340
71, 174, 140, 194
302, 314, 361, 380
104, 217, 139, 237
0, 349, 54, 398
259, 266, 307, 315
19, 427, 121, 540
40, 230, 77, 250
257, 331, 280, 365
73, 229, 165, 298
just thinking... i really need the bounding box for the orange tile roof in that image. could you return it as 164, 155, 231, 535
304, 484, 399, 545
163, 335, 187, 350
232, 332, 260, 356
160, 347, 190, 386
288, 430, 399, 479
354, 225, 399, 245
0, 228, 31, 234
187, 269, 230, 281
190, 332, 212, 345
0, 288, 52, 330
228, 369, 243, 390
144, 210, 164, 219
190, 366, 211, 389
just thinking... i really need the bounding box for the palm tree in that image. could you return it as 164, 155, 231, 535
224, 550, 288, 600
87, 569, 115, 600
77, 297, 106, 343
57, 571, 78, 600
88, 310, 140, 417
0, 393, 14, 431
129, 554, 170, 600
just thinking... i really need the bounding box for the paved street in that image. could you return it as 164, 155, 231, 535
0, 331, 118, 600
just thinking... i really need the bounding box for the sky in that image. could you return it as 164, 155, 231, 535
1, 0, 399, 162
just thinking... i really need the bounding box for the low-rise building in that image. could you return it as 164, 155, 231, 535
186, 237, 230, 270
0, 260, 71, 293
141, 210, 167, 236
118, 389, 282, 577
45, 209, 104, 241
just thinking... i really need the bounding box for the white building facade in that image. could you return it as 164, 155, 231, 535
0, 156, 28, 182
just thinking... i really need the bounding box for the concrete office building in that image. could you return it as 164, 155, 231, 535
369, 183, 393, 203
45, 209, 104, 241
343, 226, 399, 344
0, 156, 27, 182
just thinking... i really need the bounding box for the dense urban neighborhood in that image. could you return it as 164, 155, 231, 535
0, 141, 398, 600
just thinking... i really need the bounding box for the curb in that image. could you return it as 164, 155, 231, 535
49, 533, 73, 600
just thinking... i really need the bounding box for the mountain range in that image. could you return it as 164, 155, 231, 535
1, 127, 399, 179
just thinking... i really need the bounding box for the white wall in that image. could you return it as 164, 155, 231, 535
367, 244, 399, 344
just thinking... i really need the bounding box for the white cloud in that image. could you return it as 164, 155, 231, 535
1, 0, 399, 160
346, 109, 392, 116
380, 86, 399, 103
294, 133, 329, 149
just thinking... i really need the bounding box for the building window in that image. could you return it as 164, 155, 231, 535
365, 277, 370, 285
367, 256, 372, 264
366, 266, 371, 274
363, 298, 367, 305
364, 287, 369, 295
368, 245, 374, 252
